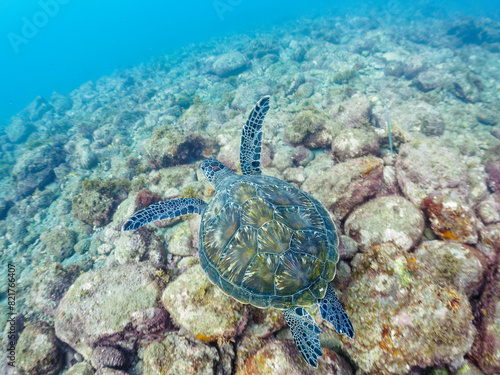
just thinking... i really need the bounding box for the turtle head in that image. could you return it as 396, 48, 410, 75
201, 158, 233, 189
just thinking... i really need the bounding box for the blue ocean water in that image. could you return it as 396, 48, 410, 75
0, 0, 499, 127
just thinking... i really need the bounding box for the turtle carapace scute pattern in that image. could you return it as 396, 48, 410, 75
123, 96, 354, 368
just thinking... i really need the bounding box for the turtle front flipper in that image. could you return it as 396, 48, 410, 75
317, 283, 354, 338
240, 96, 270, 176
122, 198, 207, 231
283, 306, 323, 368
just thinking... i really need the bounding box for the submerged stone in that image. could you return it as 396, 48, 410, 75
161, 264, 248, 342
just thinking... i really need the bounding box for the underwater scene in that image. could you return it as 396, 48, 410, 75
1, 0, 500, 374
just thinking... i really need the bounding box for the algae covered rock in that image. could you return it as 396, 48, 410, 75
144, 125, 206, 169
344, 196, 424, 252
331, 128, 380, 161
243, 340, 353, 375
55, 263, 167, 358
396, 140, 470, 206
72, 190, 114, 227
40, 228, 77, 261
28, 262, 81, 319
470, 263, 500, 374
344, 243, 476, 374
161, 264, 248, 342
12, 145, 65, 197
62, 362, 95, 375
15, 321, 62, 375
284, 108, 330, 148
142, 333, 219, 375
302, 155, 383, 219
414, 241, 486, 297
209, 52, 249, 77
422, 194, 479, 244
167, 221, 195, 256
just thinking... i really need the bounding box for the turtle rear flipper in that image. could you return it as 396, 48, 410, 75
240, 96, 270, 176
122, 198, 207, 231
318, 283, 354, 338
283, 306, 323, 368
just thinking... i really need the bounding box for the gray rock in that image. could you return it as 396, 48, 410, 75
339, 235, 358, 260
396, 140, 470, 206
477, 200, 500, 224
404, 56, 426, 79
414, 69, 444, 92
50, 92, 73, 115
28, 263, 81, 319
5, 116, 35, 143
331, 128, 380, 161
344, 196, 424, 252
209, 52, 249, 77
25, 95, 53, 121
12, 145, 65, 198
55, 263, 167, 359
302, 155, 383, 219
167, 221, 195, 256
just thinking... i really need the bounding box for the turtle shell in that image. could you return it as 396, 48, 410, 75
198, 174, 339, 309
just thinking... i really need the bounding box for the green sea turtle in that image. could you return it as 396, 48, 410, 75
123, 96, 354, 367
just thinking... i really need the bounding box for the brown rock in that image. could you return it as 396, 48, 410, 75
423, 194, 478, 244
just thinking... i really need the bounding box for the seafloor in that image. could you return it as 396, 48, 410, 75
1, 10, 500, 375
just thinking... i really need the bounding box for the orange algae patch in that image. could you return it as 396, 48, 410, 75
196, 333, 216, 342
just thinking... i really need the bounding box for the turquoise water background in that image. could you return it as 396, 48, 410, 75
0, 0, 499, 127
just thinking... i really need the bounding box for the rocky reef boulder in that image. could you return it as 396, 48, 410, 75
161, 264, 248, 343
15, 321, 63, 375
344, 196, 425, 252
344, 243, 476, 373
414, 241, 487, 297
422, 194, 479, 244
55, 263, 169, 359
144, 124, 208, 169
302, 155, 383, 219
240, 340, 353, 375
470, 263, 500, 374
208, 52, 249, 77
5, 116, 35, 143
12, 145, 65, 198
142, 333, 219, 375
331, 128, 380, 161
396, 140, 471, 206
